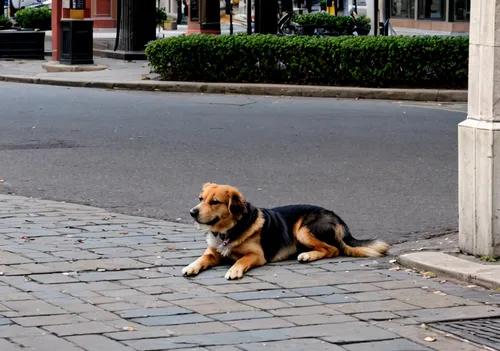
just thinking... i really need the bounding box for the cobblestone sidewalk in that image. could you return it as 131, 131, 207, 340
0, 194, 499, 351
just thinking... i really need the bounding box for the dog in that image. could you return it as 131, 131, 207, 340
182, 183, 390, 280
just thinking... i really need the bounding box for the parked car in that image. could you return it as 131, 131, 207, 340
10, 0, 46, 9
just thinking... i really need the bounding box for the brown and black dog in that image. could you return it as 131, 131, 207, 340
182, 183, 390, 280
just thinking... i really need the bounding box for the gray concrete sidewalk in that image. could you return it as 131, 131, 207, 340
0, 57, 468, 102
0, 194, 498, 350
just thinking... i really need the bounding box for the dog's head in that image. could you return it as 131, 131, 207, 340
189, 182, 248, 233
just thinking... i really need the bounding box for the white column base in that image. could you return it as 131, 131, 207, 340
459, 119, 500, 258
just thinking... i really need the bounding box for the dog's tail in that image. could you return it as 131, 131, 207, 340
335, 224, 390, 258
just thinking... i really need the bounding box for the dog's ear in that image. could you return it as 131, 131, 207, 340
228, 191, 247, 220
202, 182, 213, 191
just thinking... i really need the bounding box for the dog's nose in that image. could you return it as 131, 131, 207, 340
190, 207, 199, 218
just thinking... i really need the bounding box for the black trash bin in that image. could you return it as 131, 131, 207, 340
60, 19, 94, 65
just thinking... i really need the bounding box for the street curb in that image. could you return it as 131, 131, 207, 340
399, 252, 500, 290
0, 74, 468, 102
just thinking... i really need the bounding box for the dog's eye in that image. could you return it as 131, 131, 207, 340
211, 200, 220, 205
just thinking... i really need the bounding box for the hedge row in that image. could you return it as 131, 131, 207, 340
145, 34, 469, 88
14, 7, 51, 30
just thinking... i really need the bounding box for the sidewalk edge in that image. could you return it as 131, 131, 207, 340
0, 74, 468, 102
399, 252, 500, 290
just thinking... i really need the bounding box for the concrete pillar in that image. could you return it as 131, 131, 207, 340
458, 0, 500, 258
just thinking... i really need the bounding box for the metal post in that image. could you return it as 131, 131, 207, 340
246, 0, 252, 34
229, 0, 233, 34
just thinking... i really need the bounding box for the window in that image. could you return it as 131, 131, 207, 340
392, 0, 415, 18
418, 0, 445, 20
451, 0, 470, 21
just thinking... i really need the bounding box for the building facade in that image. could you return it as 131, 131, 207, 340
390, 0, 470, 32
90, 0, 117, 28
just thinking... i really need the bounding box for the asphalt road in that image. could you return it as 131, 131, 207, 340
0, 83, 466, 244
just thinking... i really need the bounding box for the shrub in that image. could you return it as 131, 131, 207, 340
14, 7, 51, 30
292, 13, 370, 35
146, 34, 469, 89
0, 15, 12, 29
156, 7, 168, 27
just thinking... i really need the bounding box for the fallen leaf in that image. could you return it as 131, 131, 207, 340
423, 271, 437, 278
122, 326, 137, 331
0, 180, 4, 183
424, 337, 436, 342
433, 290, 447, 296
389, 266, 401, 271
119, 232, 129, 235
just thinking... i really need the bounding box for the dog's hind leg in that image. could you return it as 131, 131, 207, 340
295, 226, 339, 262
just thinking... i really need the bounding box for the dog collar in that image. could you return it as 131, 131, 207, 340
212, 232, 230, 246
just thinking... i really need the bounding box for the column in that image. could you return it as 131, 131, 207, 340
51, 0, 62, 61
116, 0, 156, 52
458, 0, 500, 257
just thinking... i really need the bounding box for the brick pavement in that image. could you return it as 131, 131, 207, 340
0, 194, 498, 350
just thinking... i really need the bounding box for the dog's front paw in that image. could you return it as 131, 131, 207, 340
297, 252, 312, 262
182, 264, 201, 276
225, 266, 245, 280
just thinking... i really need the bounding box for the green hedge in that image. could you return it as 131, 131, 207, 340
146, 34, 469, 88
0, 15, 13, 30
14, 7, 51, 30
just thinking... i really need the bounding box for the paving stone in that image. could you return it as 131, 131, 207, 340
2, 300, 68, 316
209, 311, 273, 321
375, 322, 484, 351
0, 251, 32, 265
124, 338, 198, 350
282, 314, 358, 326
291, 286, 345, 296
0, 325, 47, 338
105, 327, 173, 341
239, 338, 344, 351
335, 283, 382, 292
381, 288, 480, 308
310, 294, 359, 304
132, 313, 212, 326
372, 280, 427, 290
269, 306, 341, 317
81, 310, 121, 321
343, 338, 433, 351
165, 321, 237, 336
0, 339, 21, 351
119, 307, 192, 319
99, 303, 142, 312
67, 335, 136, 351
395, 305, 500, 323
44, 321, 118, 336
352, 311, 400, 321
241, 299, 291, 310
206, 347, 241, 351
77, 271, 139, 282
279, 297, 322, 307
28, 273, 79, 284
205, 283, 278, 294
174, 297, 256, 314
12, 314, 88, 327
0, 318, 11, 326
281, 321, 399, 342
328, 300, 419, 314
167, 329, 291, 346
0, 292, 34, 301
227, 317, 294, 331
12, 335, 85, 351
226, 289, 300, 301
101, 289, 145, 298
